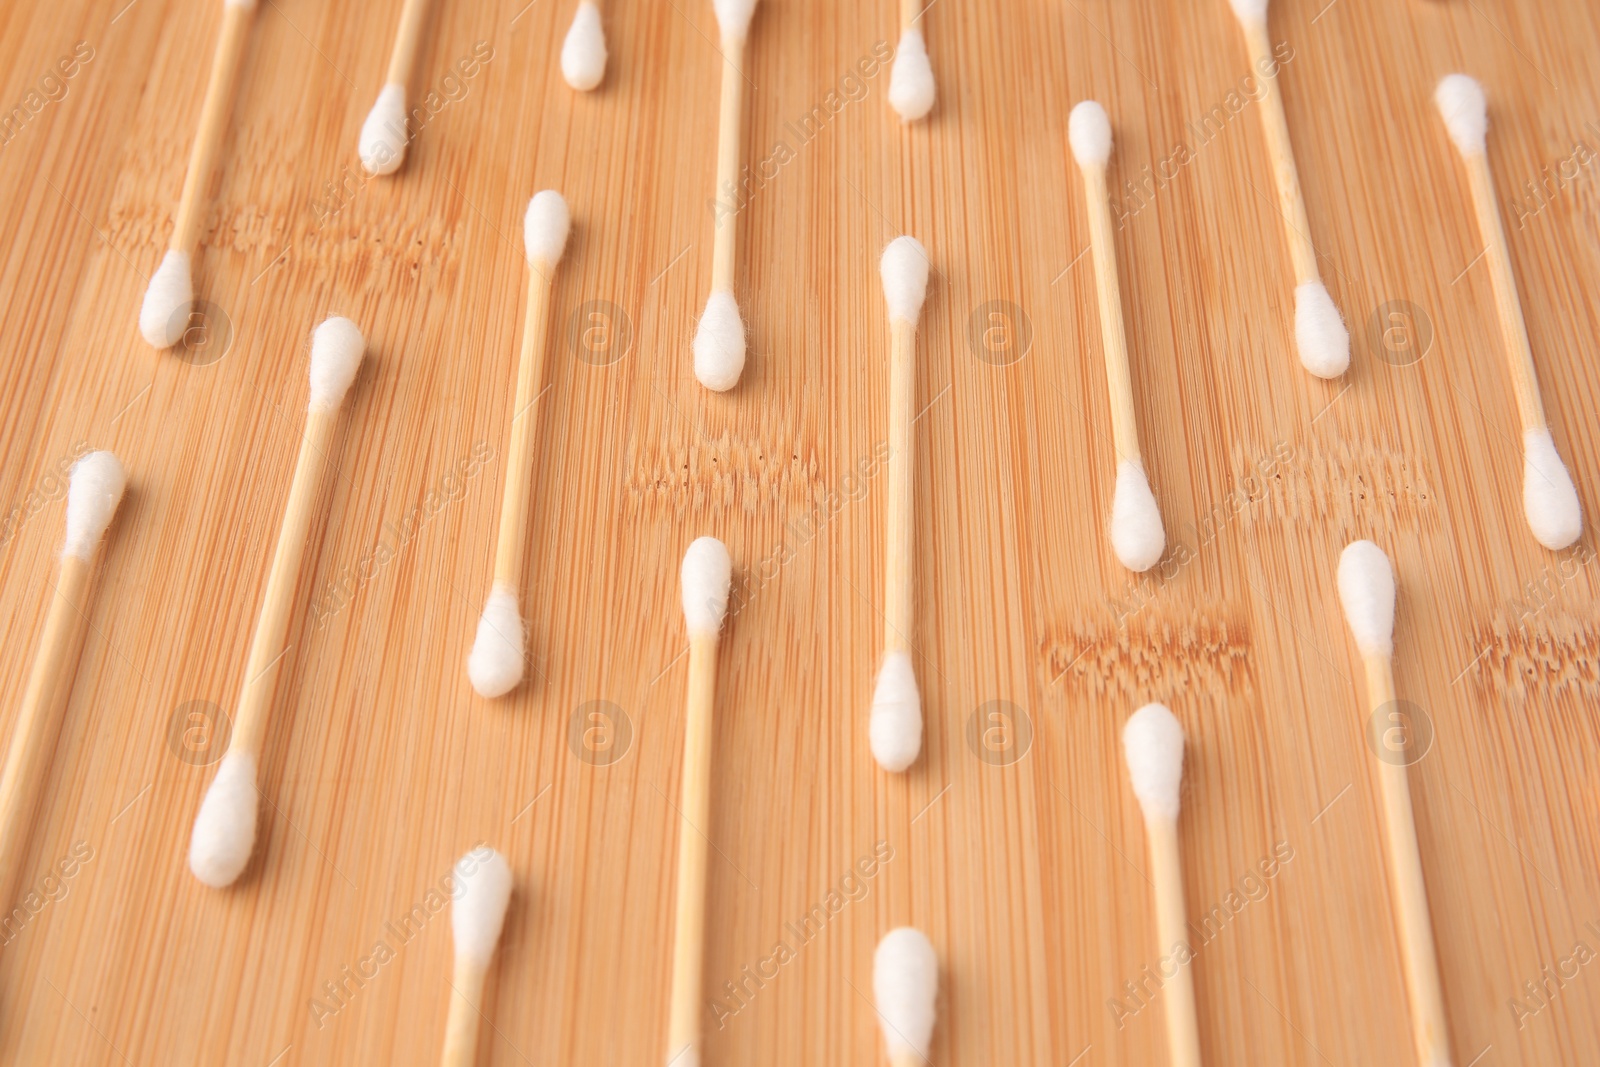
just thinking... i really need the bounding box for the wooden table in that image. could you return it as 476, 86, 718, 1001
0, 0, 1596, 1062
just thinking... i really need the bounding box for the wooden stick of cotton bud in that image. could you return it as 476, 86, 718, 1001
1123, 702, 1202, 1067
358, 0, 432, 175
665, 536, 734, 1067
692, 0, 760, 392
1336, 540, 1453, 1067
1435, 73, 1581, 551
466, 191, 571, 699
1225, 0, 1349, 378
0, 452, 126, 901
869, 236, 930, 774
187, 317, 365, 888
139, 0, 259, 349
887, 0, 934, 121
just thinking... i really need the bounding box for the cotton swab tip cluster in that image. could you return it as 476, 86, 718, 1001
358, 84, 409, 176
888, 29, 935, 123
1067, 100, 1112, 167
138, 250, 194, 349
452, 848, 514, 968
62, 451, 127, 560
869, 650, 921, 773
1522, 428, 1583, 550
880, 236, 930, 325
1293, 281, 1350, 378
1227, 0, 1268, 25
1122, 702, 1185, 823
188, 750, 259, 888
468, 584, 526, 698
561, 1, 608, 91
873, 927, 939, 1061
712, 0, 758, 40
1109, 460, 1165, 572
1337, 539, 1396, 658
308, 316, 366, 412
524, 190, 572, 267
681, 536, 733, 635
693, 291, 746, 392
1434, 74, 1488, 156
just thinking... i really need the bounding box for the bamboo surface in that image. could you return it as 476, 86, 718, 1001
0, 0, 1596, 1064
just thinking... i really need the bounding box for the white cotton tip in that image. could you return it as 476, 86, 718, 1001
139, 250, 193, 349
524, 190, 572, 267
224, 0, 258, 8
880, 236, 930, 325
358, 83, 408, 176
188, 750, 259, 888
873, 927, 938, 1060
451, 847, 514, 970
1109, 459, 1165, 573
681, 536, 733, 635
869, 650, 922, 773
1122, 703, 1185, 823
888, 29, 935, 123
693, 290, 746, 392
1068, 100, 1112, 167
307, 316, 366, 412
561, 1, 607, 91
468, 584, 526, 698
1435, 73, 1488, 156
1293, 281, 1350, 378
1337, 539, 1396, 659
1523, 428, 1583, 550
62, 451, 126, 560
712, 0, 758, 40
1227, 0, 1268, 24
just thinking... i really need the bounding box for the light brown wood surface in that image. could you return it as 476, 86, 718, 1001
0, 0, 1596, 1064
